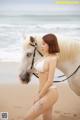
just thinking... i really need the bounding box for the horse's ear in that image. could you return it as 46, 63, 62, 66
30, 36, 35, 43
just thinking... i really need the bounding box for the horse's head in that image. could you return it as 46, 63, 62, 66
19, 36, 42, 84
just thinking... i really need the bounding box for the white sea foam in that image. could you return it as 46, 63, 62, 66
0, 15, 80, 62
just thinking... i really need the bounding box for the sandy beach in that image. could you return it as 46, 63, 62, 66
0, 62, 80, 120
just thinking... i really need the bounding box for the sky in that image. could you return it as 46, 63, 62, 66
0, 0, 80, 15
0, 0, 52, 4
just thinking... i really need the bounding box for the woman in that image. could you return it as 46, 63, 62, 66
24, 33, 60, 120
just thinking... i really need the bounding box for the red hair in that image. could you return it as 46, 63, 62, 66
42, 33, 60, 54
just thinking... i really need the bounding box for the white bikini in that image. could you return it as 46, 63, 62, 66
34, 58, 47, 73
34, 58, 57, 89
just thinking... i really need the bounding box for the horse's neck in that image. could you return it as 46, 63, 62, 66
58, 39, 79, 61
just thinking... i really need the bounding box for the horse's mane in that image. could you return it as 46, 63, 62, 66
58, 38, 80, 61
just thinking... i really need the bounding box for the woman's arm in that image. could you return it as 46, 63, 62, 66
39, 58, 57, 99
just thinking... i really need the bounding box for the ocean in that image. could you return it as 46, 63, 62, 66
0, 14, 80, 62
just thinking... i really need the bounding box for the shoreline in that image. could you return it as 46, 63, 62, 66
0, 61, 65, 84
0, 61, 20, 84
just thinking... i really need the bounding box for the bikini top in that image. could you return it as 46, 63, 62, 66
34, 58, 48, 73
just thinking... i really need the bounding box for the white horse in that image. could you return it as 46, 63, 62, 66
19, 35, 80, 96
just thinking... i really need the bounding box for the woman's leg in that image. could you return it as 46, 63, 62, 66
24, 97, 51, 120
42, 106, 53, 120
24, 88, 58, 120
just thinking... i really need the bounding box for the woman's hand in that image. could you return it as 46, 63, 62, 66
33, 94, 40, 104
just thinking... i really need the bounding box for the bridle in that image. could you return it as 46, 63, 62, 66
30, 43, 43, 70
29, 43, 80, 83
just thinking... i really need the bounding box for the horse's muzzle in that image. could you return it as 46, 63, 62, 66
19, 71, 31, 84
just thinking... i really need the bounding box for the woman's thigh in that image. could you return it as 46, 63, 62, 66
33, 88, 58, 114
42, 87, 59, 106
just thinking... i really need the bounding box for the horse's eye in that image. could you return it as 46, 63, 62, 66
26, 53, 32, 57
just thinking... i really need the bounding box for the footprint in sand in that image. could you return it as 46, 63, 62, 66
54, 110, 61, 114
64, 112, 72, 115
14, 105, 23, 109
64, 113, 78, 117
61, 112, 78, 119
17, 116, 24, 120
73, 113, 77, 117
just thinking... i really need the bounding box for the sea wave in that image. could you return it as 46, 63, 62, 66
0, 19, 80, 62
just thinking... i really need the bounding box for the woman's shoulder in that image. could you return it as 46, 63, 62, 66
44, 54, 58, 65
48, 54, 58, 62
46, 56, 57, 67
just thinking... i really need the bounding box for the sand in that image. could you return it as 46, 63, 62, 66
0, 62, 80, 120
